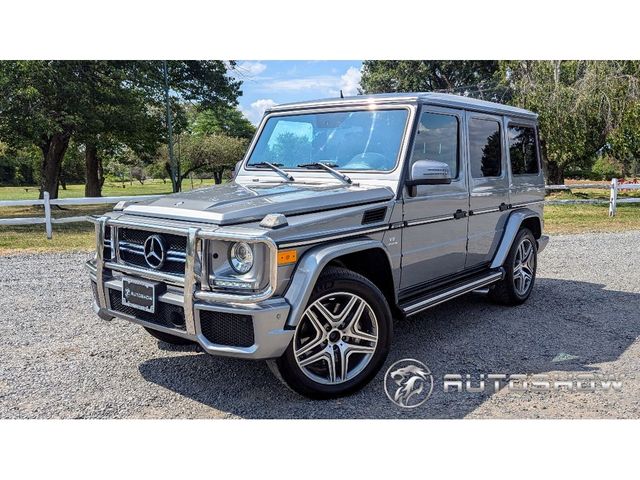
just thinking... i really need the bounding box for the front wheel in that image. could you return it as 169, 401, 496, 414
489, 228, 537, 305
271, 267, 393, 399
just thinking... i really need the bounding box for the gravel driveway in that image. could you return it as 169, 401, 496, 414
1, 230, 639, 419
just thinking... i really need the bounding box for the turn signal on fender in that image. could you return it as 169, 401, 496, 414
277, 249, 297, 265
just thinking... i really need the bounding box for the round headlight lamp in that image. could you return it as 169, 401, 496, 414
229, 242, 254, 274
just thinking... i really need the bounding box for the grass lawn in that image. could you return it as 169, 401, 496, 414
544, 203, 640, 234
1, 181, 640, 254
0, 178, 217, 201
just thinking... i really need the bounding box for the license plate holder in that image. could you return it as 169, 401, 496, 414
121, 277, 163, 313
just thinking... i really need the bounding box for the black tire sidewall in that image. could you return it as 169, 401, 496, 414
276, 268, 393, 399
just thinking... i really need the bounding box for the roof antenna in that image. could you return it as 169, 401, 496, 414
340, 89, 344, 99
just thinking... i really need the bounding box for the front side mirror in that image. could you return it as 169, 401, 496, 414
406, 160, 452, 187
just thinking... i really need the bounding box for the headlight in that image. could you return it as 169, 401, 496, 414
229, 241, 254, 274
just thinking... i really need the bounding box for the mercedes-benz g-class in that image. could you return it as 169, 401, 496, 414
87, 93, 548, 398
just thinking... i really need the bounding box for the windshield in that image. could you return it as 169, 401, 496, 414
246, 108, 409, 172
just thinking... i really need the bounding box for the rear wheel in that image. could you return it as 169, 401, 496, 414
489, 228, 537, 305
271, 267, 393, 399
144, 327, 194, 345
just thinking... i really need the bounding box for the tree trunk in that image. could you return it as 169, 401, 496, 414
213, 169, 223, 184
39, 131, 72, 200
546, 160, 564, 185
85, 143, 102, 197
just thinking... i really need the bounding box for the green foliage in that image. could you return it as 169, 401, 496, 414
504, 61, 640, 182
0, 60, 243, 196
361, 61, 503, 99
180, 133, 248, 184
591, 155, 624, 180
191, 106, 255, 139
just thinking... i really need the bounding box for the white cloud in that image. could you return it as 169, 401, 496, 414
266, 76, 338, 92
242, 98, 277, 125
236, 61, 267, 76
339, 66, 362, 96
261, 66, 362, 97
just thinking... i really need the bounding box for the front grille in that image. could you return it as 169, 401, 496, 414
103, 227, 112, 261
107, 288, 186, 331
117, 228, 186, 275
199, 310, 254, 347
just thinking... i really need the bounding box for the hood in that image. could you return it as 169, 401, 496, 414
122, 182, 394, 226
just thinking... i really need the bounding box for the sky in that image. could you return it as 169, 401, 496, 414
231, 60, 363, 124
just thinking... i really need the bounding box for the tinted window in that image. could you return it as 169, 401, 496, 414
469, 118, 502, 178
509, 125, 539, 174
411, 112, 459, 178
247, 109, 409, 171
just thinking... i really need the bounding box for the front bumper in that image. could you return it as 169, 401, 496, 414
86, 216, 294, 360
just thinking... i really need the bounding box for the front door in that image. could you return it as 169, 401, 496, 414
400, 106, 469, 293
465, 112, 511, 268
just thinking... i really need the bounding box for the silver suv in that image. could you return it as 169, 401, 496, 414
87, 93, 548, 398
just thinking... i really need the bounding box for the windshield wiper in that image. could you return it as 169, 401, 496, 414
251, 162, 295, 182
297, 162, 352, 185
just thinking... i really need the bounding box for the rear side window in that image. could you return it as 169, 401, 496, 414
410, 112, 459, 178
508, 125, 539, 174
469, 118, 502, 178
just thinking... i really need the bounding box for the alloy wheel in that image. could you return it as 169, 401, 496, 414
293, 292, 379, 385
513, 237, 535, 296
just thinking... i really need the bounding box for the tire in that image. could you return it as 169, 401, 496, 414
144, 327, 194, 346
489, 228, 537, 305
272, 267, 393, 399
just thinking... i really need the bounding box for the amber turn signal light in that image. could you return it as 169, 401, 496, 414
277, 249, 297, 265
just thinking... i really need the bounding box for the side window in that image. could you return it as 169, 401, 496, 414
410, 112, 459, 179
508, 125, 539, 174
469, 118, 502, 178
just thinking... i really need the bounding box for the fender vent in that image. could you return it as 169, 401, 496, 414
362, 207, 387, 225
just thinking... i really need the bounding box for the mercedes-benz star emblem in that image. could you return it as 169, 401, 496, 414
143, 234, 166, 269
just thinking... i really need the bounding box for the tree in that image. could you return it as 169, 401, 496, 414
130, 61, 243, 192
0, 61, 242, 198
361, 61, 502, 99
180, 134, 248, 186
190, 105, 255, 139
0, 61, 159, 198
504, 61, 640, 183
74, 62, 163, 196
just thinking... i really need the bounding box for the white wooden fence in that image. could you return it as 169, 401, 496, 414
1, 179, 639, 239
546, 178, 640, 216
0, 192, 162, 239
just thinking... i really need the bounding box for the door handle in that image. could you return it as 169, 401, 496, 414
453, 209, 467, 219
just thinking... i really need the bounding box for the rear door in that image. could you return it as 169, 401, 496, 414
465, 112, 510, 268
400, 106, 469, 292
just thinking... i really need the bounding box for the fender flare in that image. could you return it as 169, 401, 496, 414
284, 239, 392, 328
490, 208, 542, 269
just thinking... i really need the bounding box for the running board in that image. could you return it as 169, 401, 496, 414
400, 269, 504, 317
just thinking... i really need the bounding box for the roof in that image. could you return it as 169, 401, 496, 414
267, 92, 537, 120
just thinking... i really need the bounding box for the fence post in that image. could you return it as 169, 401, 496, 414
609, 178, 618, 217
43, 191, 53, 239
